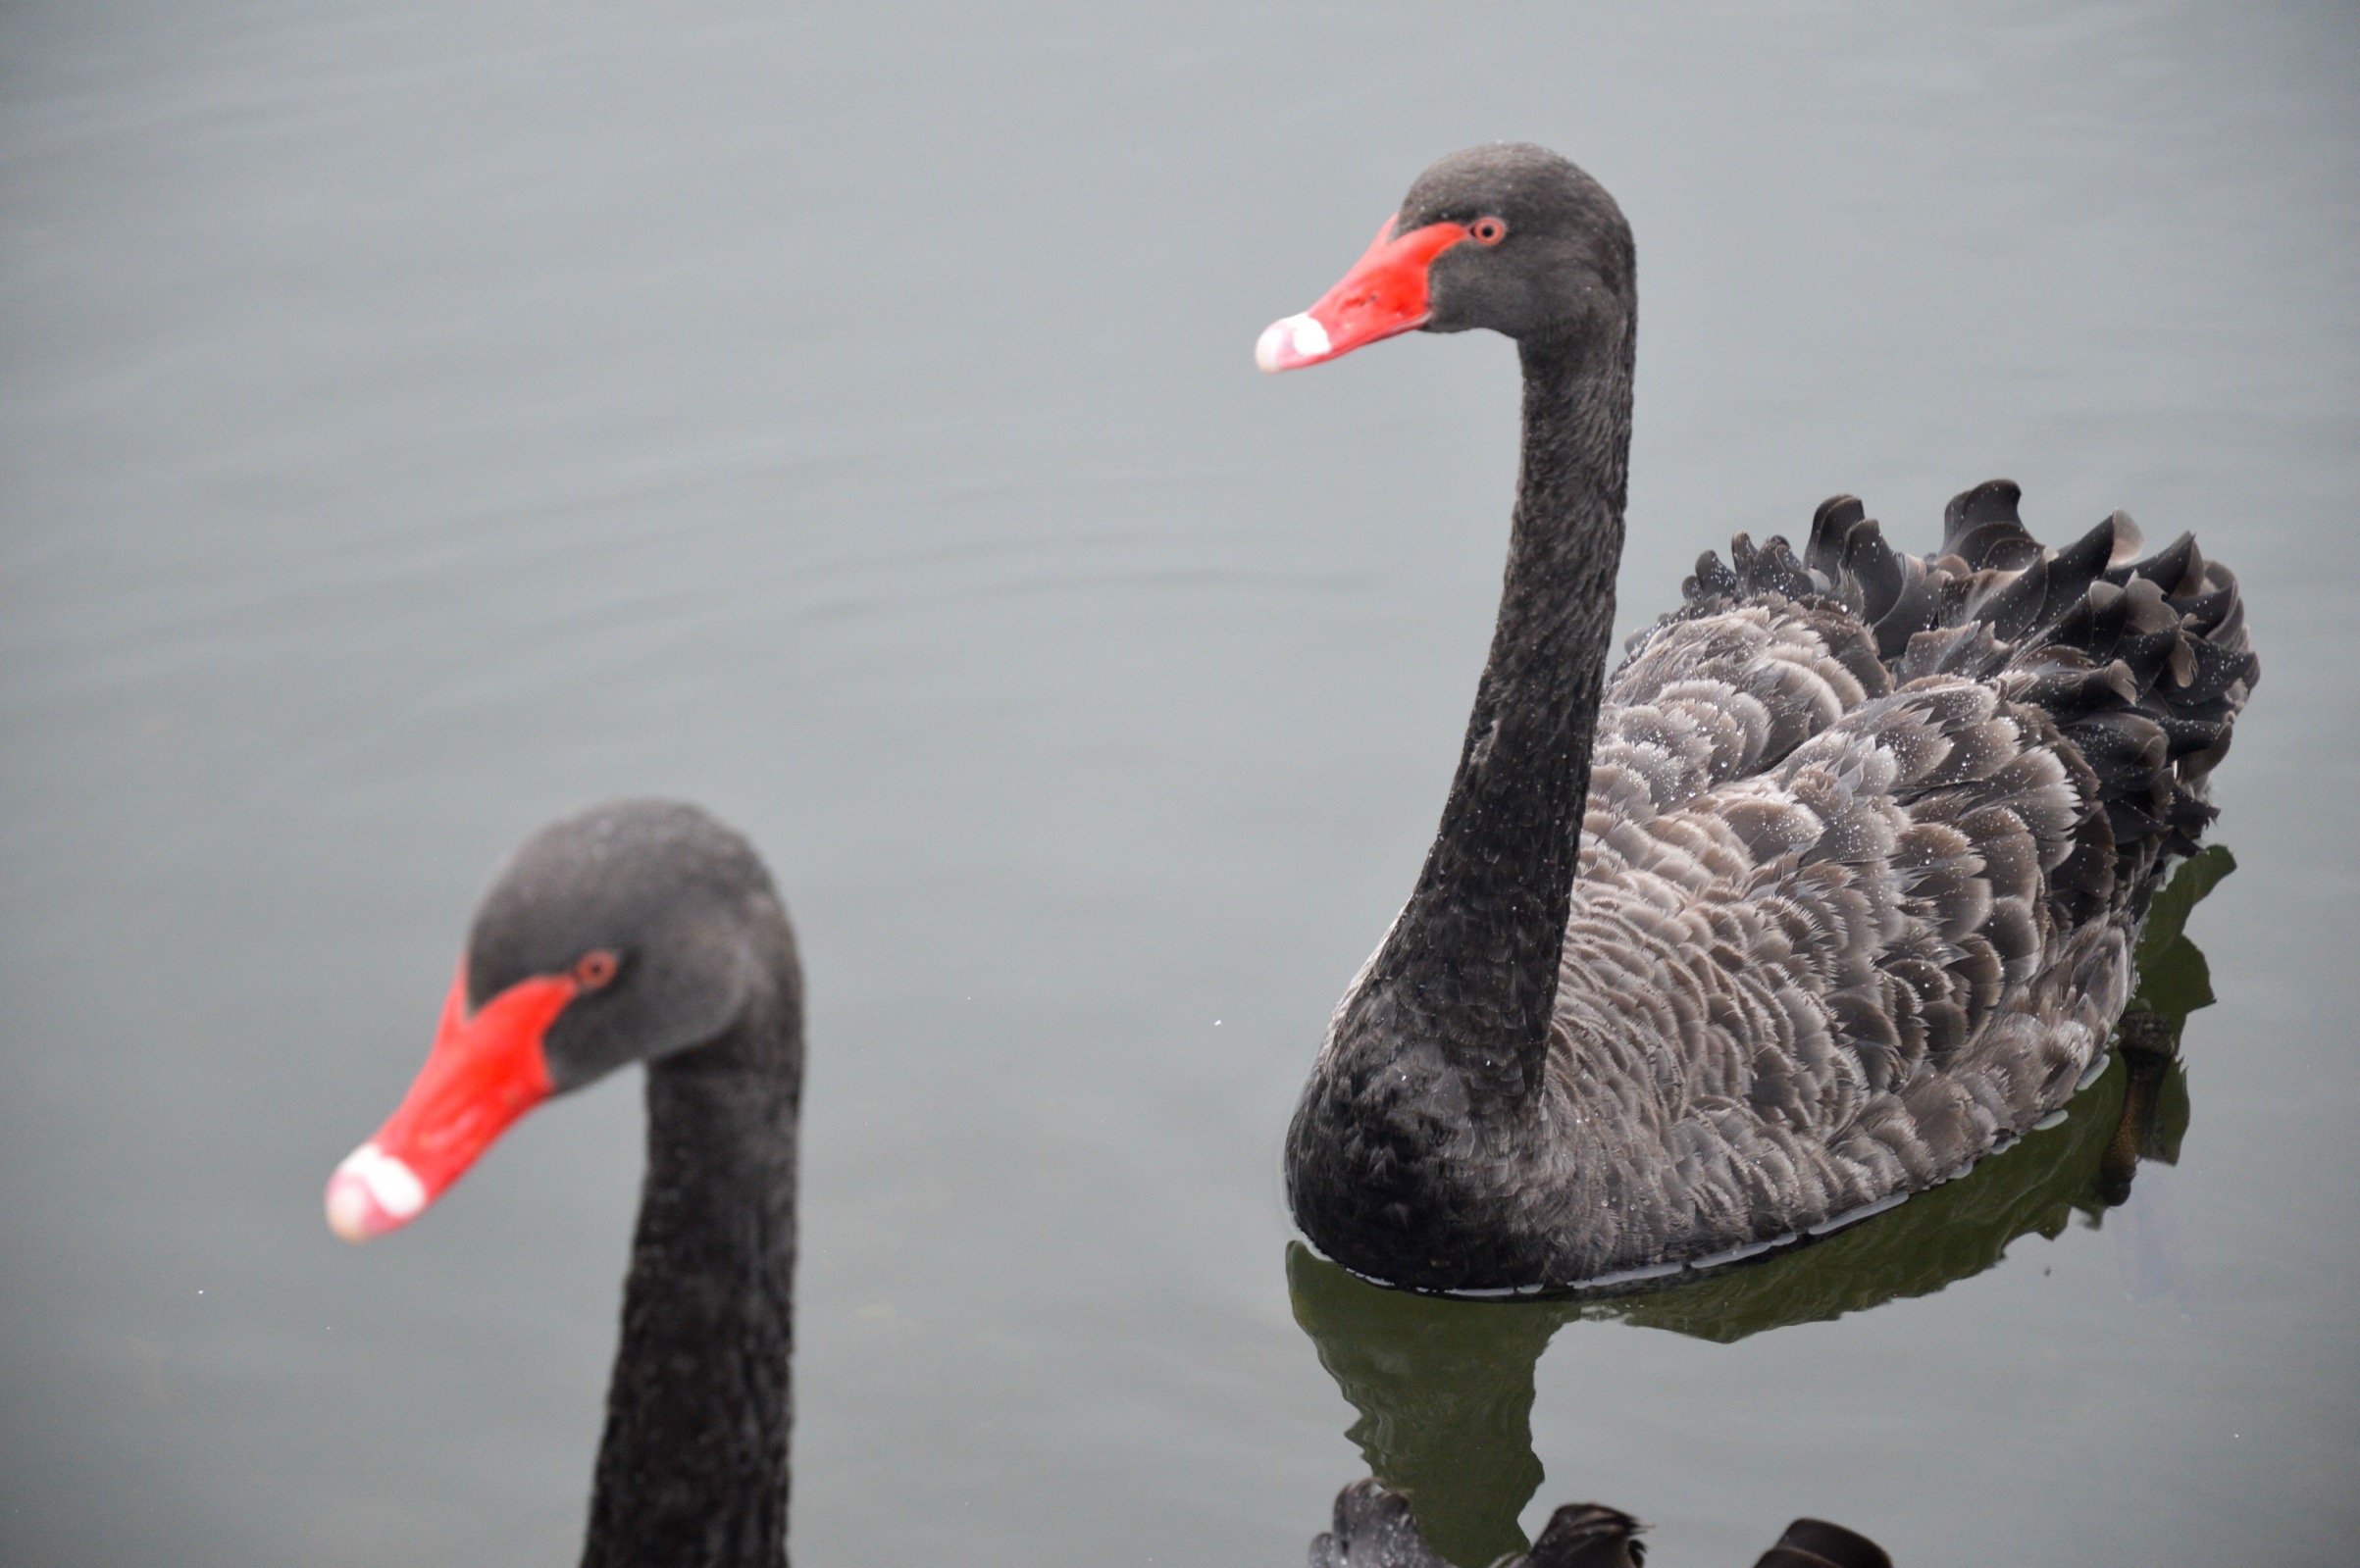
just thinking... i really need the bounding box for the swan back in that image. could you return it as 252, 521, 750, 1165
1519, 481, 2256, 1281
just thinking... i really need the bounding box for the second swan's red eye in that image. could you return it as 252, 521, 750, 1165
1470, 217, 1508, 245
573, 950, 620, 990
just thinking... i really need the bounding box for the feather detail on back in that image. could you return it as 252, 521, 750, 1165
1522, 481, 2255, 1281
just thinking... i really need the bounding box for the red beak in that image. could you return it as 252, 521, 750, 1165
1256, 219, 1473, 372
325, 963, 573, 1241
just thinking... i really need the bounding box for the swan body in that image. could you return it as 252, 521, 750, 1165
1266, 144, 2256, 1294
328, 799, 802, 1567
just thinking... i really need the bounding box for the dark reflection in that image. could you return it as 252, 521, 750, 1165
1292, 1246, 1558, 1566
1293, 849, 2232, 1566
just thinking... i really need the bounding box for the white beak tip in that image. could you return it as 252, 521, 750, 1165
326, 1141, 427, 1242
1256, 313, 1330, 373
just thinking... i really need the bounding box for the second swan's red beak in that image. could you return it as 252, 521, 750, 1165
1256, 218, 1473, 372
324, 963, 574, 1241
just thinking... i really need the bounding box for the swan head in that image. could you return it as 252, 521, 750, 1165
1257, 142, 1635, 372
326, 799, 792, 1241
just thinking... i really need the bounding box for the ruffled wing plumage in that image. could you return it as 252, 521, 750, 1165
1532, 481, 2255, 1279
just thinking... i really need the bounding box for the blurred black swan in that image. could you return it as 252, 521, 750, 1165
328, 799, 802, 1567
1260, 143, 2257, 1294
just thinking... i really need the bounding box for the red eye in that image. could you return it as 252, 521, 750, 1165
572, 950, 620, 990
1470, 217, 1507, 246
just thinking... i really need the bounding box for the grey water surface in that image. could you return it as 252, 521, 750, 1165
3, 3, 2356, 1564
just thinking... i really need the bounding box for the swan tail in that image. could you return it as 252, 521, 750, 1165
1681, 480, 2258, 906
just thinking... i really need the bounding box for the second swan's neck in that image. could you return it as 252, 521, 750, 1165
1347, 330, 1633, 1099
581, 992, 804, 1568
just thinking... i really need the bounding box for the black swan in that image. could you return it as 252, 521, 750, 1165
326, 799, 802, 1567
1312, 1480, 1890, 1568
1259, 143, 2257, 1295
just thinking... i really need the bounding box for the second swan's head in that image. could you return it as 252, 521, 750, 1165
1257, 142, 1634, 372
324, 798, 795, 1241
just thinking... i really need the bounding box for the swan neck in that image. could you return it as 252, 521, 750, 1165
1361, 329, 1632, 1095
581, 986, 803, 1568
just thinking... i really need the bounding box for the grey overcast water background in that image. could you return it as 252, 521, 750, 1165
4, 3, 2356, 1563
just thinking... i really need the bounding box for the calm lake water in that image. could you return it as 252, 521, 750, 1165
4, 3, 2356, 1564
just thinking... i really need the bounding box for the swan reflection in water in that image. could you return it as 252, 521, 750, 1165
1294, 849, 2232, 1568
